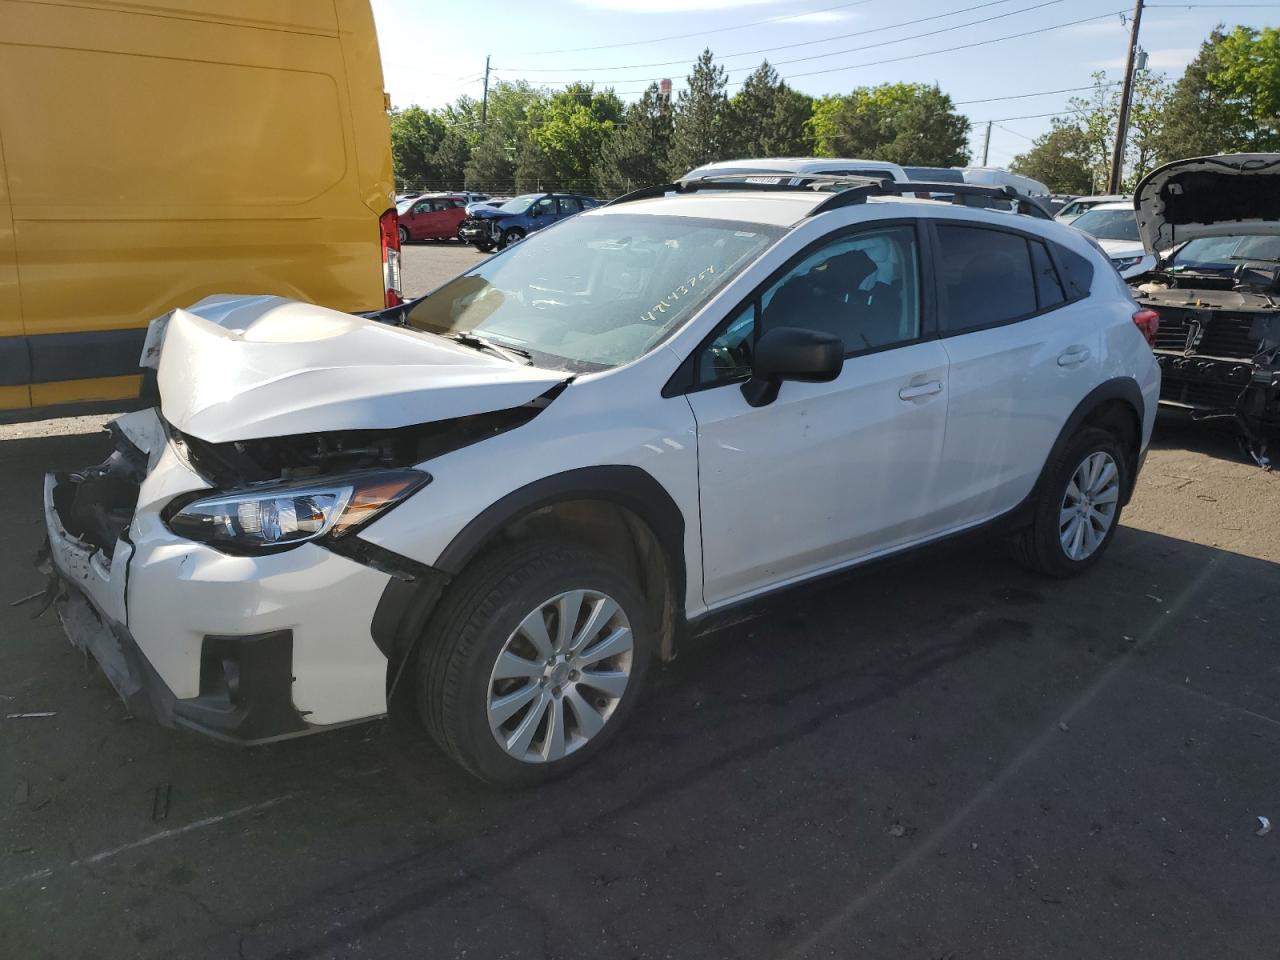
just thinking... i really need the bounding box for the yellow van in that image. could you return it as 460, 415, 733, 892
0, 0, 399, 414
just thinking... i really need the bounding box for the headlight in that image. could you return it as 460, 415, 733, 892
1112, 256, 1143, 271
165, 470, 428, 552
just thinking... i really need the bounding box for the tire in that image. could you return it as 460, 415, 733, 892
472, 241, 495, 253
1011, 426, 1129, 577
398, 225, 410, 245
498, 227, 525, 250
418, 540, 653, 785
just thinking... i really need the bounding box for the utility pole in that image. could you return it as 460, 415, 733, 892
481, 55, 491, 127
1108, 0, 1144, 194
981, 121, 992, 166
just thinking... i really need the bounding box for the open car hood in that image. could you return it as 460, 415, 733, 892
141, 295, 566, 443
1134, 153, 1280, 252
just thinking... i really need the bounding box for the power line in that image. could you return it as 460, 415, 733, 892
781, 9, 1124, 81
512, 0, 877, 56
502, 0, 1045, 72
518, 7, 1124, 89
955, 81, 1121, 104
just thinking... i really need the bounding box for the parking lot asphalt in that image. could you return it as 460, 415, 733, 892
2, 248, 1279, 958
400, 238, 490, 299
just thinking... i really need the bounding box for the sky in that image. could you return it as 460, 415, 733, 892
370, 0, 1279, 167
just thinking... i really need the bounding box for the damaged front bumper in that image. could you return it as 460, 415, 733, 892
40, 410, 396, 743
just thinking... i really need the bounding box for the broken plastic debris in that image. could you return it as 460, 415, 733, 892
1145, 594, 1164, 603
6, 712, 55, 719
1257, 816, 1272, 837
1057, 721, 1070, 733
887, 823, 906, 838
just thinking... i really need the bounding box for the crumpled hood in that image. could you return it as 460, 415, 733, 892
142, 295, 565, 443
1134, 153, 1280, 252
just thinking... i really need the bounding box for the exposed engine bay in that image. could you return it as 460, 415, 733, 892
1132, 268, 1280, 466
171, 393, 558, 488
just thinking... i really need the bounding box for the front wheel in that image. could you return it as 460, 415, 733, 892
418, 541, 653, 785
398, 225, 410, 245
498, 228, 525, 250
1011, 426, 1128, 577
472, 240, 496, 253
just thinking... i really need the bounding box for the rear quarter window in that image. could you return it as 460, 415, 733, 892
1051, 241, 1096, 300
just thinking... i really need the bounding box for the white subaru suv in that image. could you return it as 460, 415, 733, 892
42, 178, 1161, 784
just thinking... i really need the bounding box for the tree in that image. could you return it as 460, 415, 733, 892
1026, 71, 1169, 192
595, 83, 674, 195
1159, 25, 1280, 159
527, 83, 624, 191
727, 61, 813, 157
808, 83, 969, 166
461, 81, 546, 192
389, 106, 450, 188
667, 49, 731, 178
1011, 125, 1097, 194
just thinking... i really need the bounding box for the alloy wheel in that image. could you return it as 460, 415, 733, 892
486, 590, 634, 763
1059, 451, 1120, 561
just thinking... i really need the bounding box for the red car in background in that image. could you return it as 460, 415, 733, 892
395, 193, 470, 242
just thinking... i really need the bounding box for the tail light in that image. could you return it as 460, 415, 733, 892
379, 208, 403, 307
1132, 308, 1159, 347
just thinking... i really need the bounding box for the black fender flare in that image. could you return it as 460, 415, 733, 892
1032, 377, 1145, 506
372, 466, 689, 690
436, 464, 686, 583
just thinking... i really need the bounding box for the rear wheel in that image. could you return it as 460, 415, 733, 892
1011, 426, 1128, 577
418, 540, 653, 785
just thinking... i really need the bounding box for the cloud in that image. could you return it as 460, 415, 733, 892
1092, 47, 1201, 71
780, 11, 850, 23
574, 0, 777, 10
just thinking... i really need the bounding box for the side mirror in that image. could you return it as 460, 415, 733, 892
741, 326, 844, 407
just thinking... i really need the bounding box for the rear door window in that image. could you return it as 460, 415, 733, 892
935, 224, 1037, 333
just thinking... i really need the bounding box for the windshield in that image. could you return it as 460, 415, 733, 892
1072, 208, 1139, 242
497, 194, 542, 214
399, 212, 782, 372
396, 198, 416, 215
1171, 234, 1280, 271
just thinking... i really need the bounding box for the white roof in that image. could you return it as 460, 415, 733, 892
587, 189, 1049, 228
682, 157, 907, 180
589, 191, 825, 226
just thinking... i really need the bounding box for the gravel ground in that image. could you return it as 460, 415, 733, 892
2, 245, 1278, 959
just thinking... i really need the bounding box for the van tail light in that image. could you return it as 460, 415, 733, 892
379, 208, 403, 307
1132, 308, 1160, 347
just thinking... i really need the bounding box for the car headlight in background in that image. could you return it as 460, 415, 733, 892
1111, 256, 1143, 271
165, 470, 429, 551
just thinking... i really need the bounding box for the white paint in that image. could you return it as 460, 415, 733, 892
0, 794, 293, 893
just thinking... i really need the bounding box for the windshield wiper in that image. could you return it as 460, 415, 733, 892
446, 331, 533, 364
1229, 255, 1280, 263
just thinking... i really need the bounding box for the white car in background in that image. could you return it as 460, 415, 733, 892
1055, 194, 1129, 225
682, 156, 910, 184
42, 177, 1159, 784
1068, 201, 1155, 278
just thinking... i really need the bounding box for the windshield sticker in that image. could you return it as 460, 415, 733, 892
639, 265, 716, 323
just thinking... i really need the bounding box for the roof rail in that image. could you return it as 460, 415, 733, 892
607, 174, 1053, 220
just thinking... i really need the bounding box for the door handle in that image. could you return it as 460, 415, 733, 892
1057, 346, 1091, 367
898, 379, 944, 402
